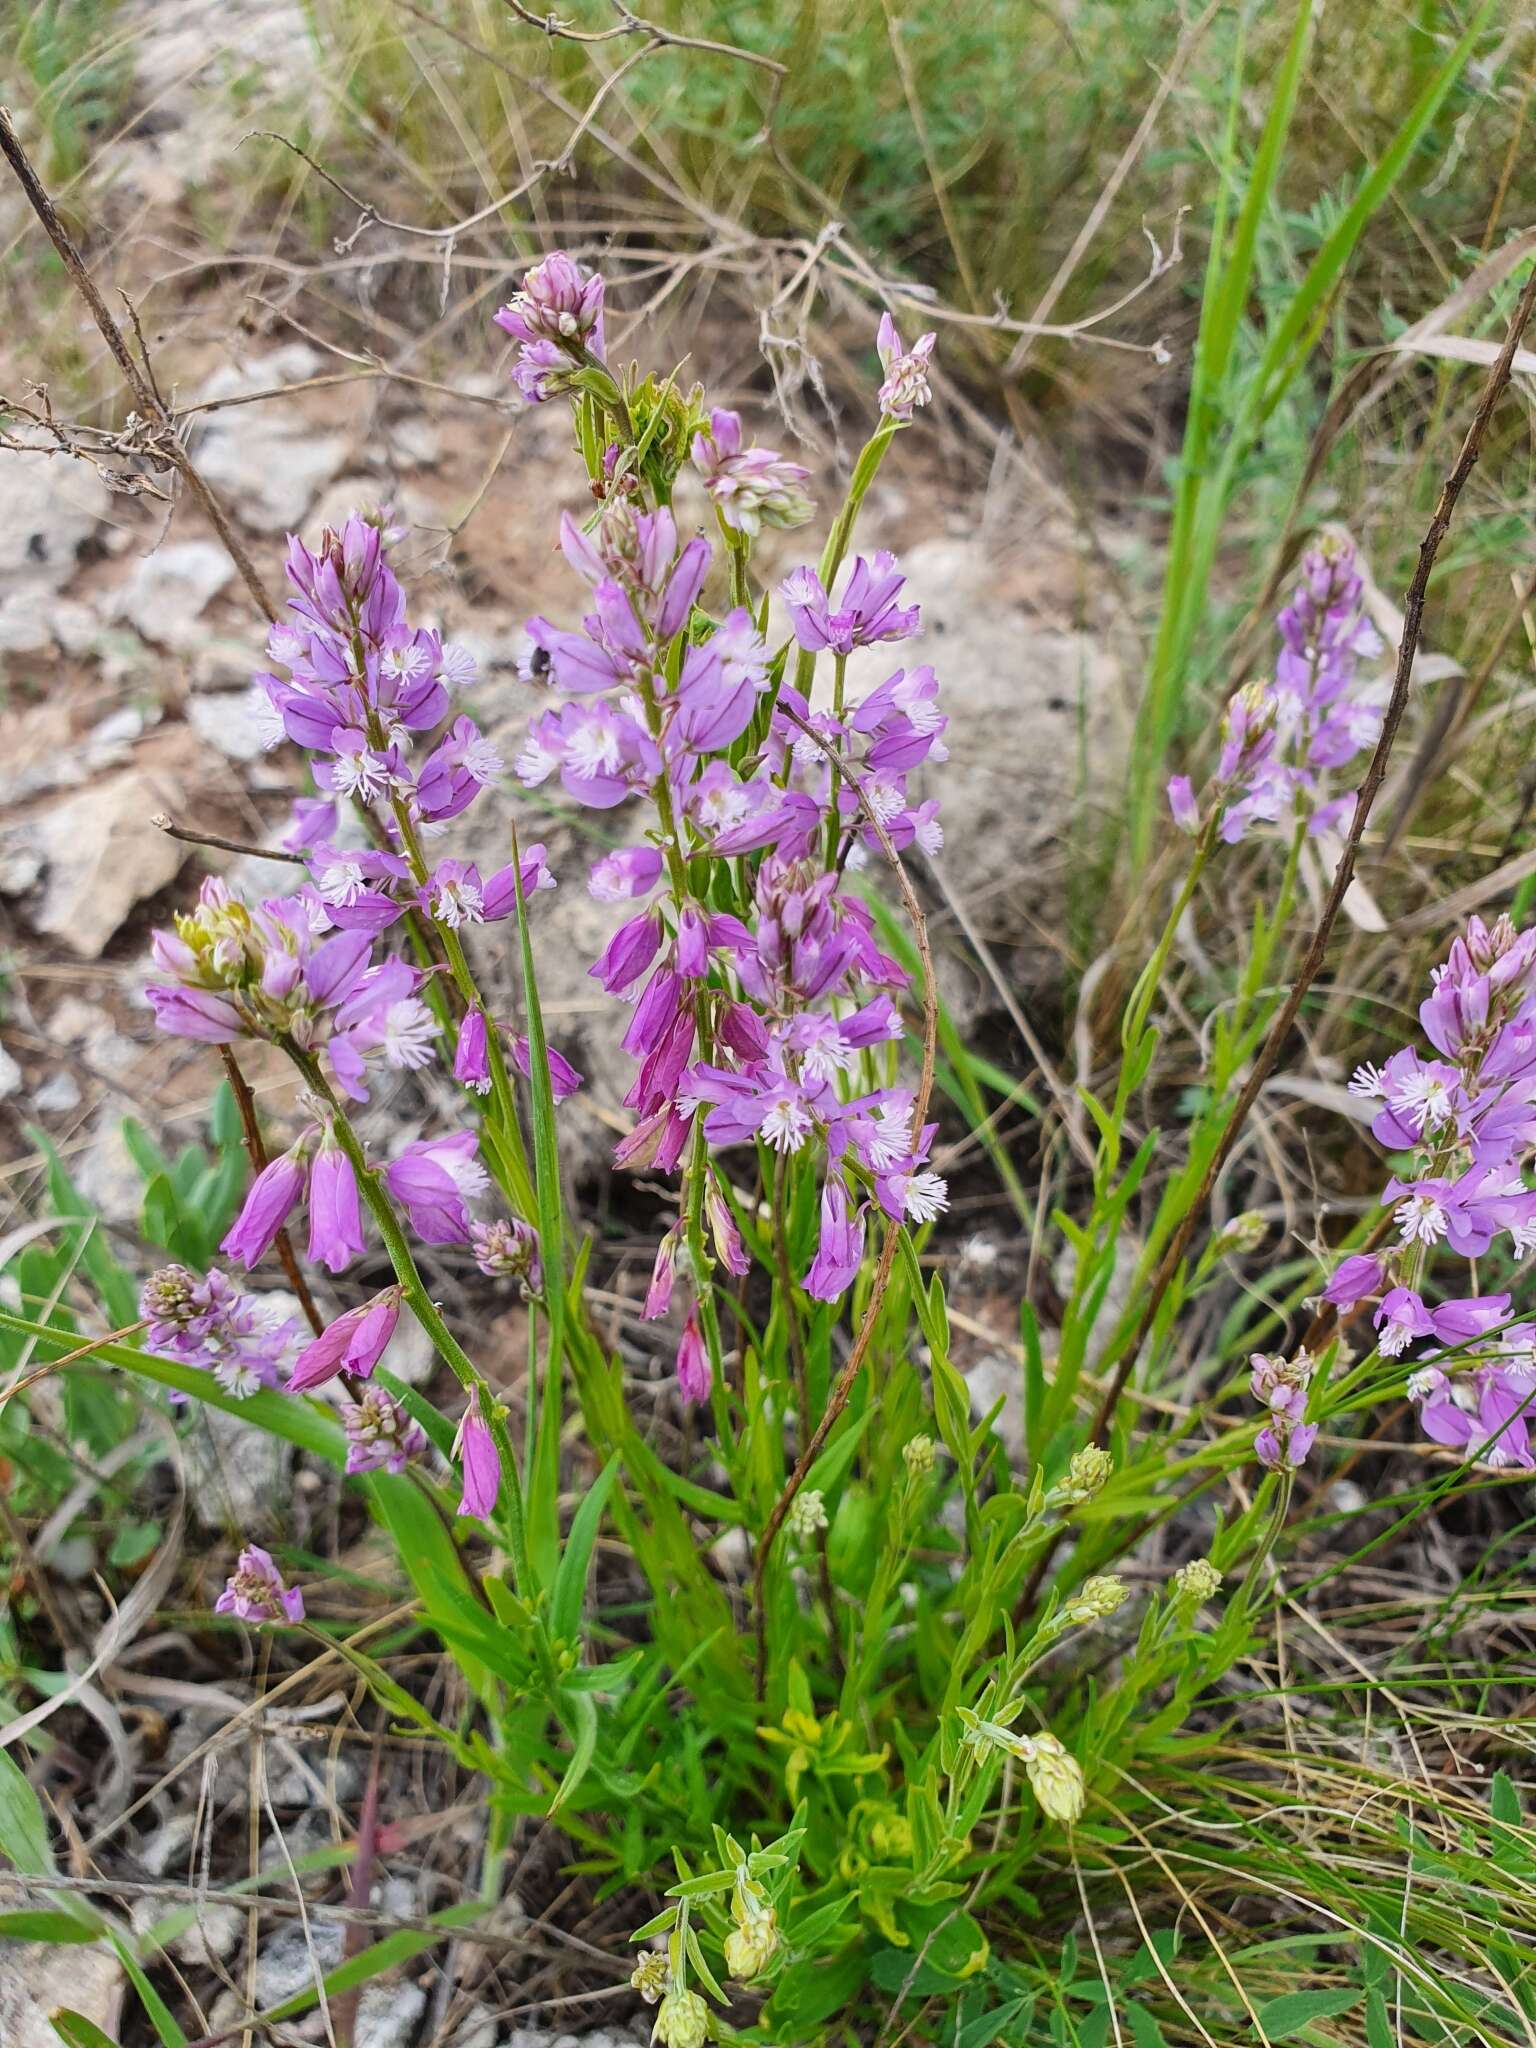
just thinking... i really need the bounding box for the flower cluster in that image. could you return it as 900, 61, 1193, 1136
1249, 1350, 1318, 1472
496, 280, 949, 1403
1168, 534, 1386, 845
493, 248, 606, 403
216, 1545, 304, 1624
141, 1263, 298, 1399
1322, 914, 1536, 1469
149, 247, 953, 1608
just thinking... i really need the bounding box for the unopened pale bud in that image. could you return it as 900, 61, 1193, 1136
1063, 1574, 1126, 1624
1173, 1557, 1222, 1604
1059, 1445, 1111, 1505
1024, 1732, 1086, 1825
723, 1913, 778, 1979
902, 1432, 936, 1476
1215, 1210, 1267, 1254
786, 1488, 828, 1541
654, 1987, 708, 2048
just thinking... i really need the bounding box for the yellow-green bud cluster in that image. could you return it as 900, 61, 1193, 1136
1022, 1732, 1086, 1824
786, 1488, 828, 1541
1173, 1557, 1222, 1604
902, 1432, 936, 1476
723, 1868, 778, 1981
1061, 1574, 1127, 1625
1214, 1210, 1267, 1254
1058, 1445, 1112, 1505
653, 1987, 709, 2048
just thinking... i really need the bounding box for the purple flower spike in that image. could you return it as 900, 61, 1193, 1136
455, 1407, 501, 1520
495, 250, 605, 354
216, 1545, 304, 1624
875, 312, 936, 421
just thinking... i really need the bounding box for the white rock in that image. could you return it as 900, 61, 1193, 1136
355, 1980, 427, 2048
0, 1933, 123, 2048
841, 534, 1121, 988
183, 1401, 294, 1532
189, 350, 349, 533
0, 1043, 21, 1100
7, 767, 187, 957
113, 540, 234, 648
0, 591, 100, 656
965, 1353, 1025, 1466
0, 448, 110, 594
33, 1071, 82, 1115
72, 1113, 145, 1227
141, 1812, 198, 1875
253, 1917, 345, 2005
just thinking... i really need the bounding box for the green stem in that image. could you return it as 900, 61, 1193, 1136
292, 1046, 531, 1589
787, 419, 899, 710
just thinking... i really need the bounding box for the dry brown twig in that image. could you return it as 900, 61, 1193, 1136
0, 108, 277, 621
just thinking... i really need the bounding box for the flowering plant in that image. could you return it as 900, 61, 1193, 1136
6, 250, 1533, 2045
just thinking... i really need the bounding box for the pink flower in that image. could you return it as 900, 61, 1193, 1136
780, 553, 920, 656
216, 1545, 304, 1624
384, 1131, 488, 1246
803, 1179, 865, 1303
222, 1135, 311, 1268
455, 1407, 501, 1519
307, 1131, 366, 1274
676, 1305, 710, 1405
454, 1009, 492, 1094
875, 312, 936, 421
288, 1289, 403, 1392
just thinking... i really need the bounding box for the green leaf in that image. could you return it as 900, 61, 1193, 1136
957, 1995, 1032, 2048
108, 1930, 188, 2048
0, 1745, 54, 1876
1255, 1988, 1361, 2038
108, 1521, 161, 1570
0, 1907, 103, 1942
51, 2013, 124, 2048
550, 1452, 620, 1643
548, 1690, 597, 1814
1125, 2004, 1170, 2048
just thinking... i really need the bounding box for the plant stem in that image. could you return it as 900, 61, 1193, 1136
291, 1047, 531, 1588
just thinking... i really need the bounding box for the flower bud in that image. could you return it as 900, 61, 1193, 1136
1173, 1558, 1222, 1604
1062, 1574, 1127, 1624
653, 1987, 708, 2048
1058, 1445, 1111, 1505
786, 1488, 828, 1542
902, 1432, 936, 1477
1023, 1732, 1086, 1825
723, 1909, 778, 1980
1214, 1210, 1267, 1255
